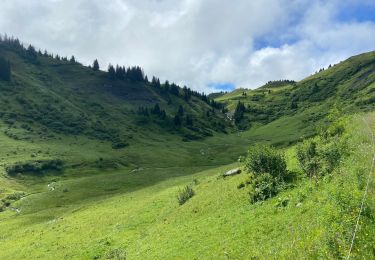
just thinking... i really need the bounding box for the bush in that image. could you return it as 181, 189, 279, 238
111, 139, 128, 149
177, 185, 195, 205
243, 144, 290, 203
5, 191, 26, 201
248, 172, 278, 203
6, 159, 64, 176
319, 137, 346, 173
296, 133, 347, 178
296, 140, 320, 178
245, 144, 287, 180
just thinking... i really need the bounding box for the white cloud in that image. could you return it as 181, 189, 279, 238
0, 0, 374, 92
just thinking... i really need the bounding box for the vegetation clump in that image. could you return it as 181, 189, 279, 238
0, 56, 11, 81
296, 117, 348, 178
6, 159, 64, 176
177, 185, 195, 205
244, 144, 289, 203
5, 191, 26, 201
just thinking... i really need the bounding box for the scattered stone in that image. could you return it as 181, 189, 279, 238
223, 168, 241, 177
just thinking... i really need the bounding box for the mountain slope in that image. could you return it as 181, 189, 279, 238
217, 50, 375, 128
0, 38, 374, 259
0, 38, 230, 149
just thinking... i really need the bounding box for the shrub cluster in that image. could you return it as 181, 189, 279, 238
0, 191, 26, 211
296, 118, 347, 178
244, 144, 289, 203
177, 185, 195, 205
6, 159, 64, 176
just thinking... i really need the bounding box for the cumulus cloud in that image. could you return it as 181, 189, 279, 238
0, 0, 374, 92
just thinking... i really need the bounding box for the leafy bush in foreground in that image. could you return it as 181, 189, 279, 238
177, 185, 195, 205
244, 144, 289, 203
248, 172, 278, 203
245, 144, 287, 179
296, 140, 319, 178
296, 118, 348, 178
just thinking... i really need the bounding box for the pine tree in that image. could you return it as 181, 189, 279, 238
25, 44, 38, 62
164, 80, 170, 92
70, 56, 76, 63
0, 57, 11, 81
234, 101, 246, 124
182, 86, 191, 101
151, 103, 161, 115
186, 114, 193, 126
93, 59, 100, 71
151, 76, 161, 88
108, 64, 116, 80
170, 83, 179, 95
178, 105, 184, 116
174, 114, 181, 126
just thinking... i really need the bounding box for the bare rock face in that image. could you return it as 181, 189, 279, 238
223, 168, 241, 177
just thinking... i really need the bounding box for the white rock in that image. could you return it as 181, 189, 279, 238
223, 168, 241, 177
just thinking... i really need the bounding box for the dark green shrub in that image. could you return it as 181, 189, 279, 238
6, 159, 64, 176
296, 140, 320, 178
111, 139, 128, 149
5, 191, 26, 201
320, 136, 347, 174
243, 145, 290, 203
177, 185, 195, 205
245, 144, 287, 180
248, 173, 278, 203
296, 134, 347, 178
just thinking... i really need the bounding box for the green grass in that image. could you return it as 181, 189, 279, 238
0, 40, 374, 259
0, 113, 373, 259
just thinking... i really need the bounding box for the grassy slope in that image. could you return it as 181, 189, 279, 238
0, 42, 374, 258
0, 113, 373, 259
217, 51, 375, 126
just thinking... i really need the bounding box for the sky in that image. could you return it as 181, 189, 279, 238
0, 0, 375, 93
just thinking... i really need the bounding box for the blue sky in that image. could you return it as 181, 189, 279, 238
337, 2, 375, 23
1, 0, 375, 93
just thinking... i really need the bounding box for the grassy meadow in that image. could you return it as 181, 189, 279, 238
0, 113, 374, 259
0, 39, 374, 259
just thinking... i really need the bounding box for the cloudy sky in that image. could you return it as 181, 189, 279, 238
1, 0, 375, 92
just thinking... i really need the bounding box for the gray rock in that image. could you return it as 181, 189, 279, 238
223, 168, 241, 177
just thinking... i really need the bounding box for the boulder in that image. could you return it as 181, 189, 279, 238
223, 168, 241, 177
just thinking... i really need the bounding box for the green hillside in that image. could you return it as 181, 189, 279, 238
217, 51, 375, 129
0, 38, 374, 259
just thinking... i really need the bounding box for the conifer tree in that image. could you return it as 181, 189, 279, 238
93, 59, 100, 71
108, 64, 116, 80
0, 57, 11, 81
186, 114, 193, 126
174, 114, 181, 126
178, 105, 184, 116
234, 101, 246, 124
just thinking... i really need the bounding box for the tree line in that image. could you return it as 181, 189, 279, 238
0, 34, 79, 66
137, 103, 194, 127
